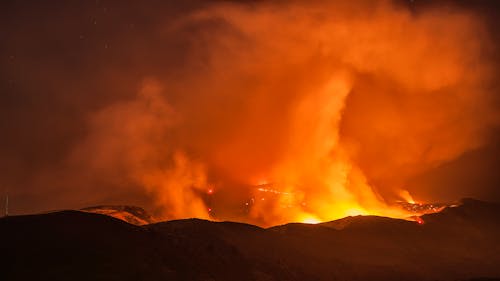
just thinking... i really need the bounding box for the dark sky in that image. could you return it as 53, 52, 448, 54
0, 0, 499, 221
0, 1, 214, 213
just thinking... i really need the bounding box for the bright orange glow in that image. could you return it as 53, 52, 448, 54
302, 217, 321, 224
399, 190, 417, 204
72, 1, 498, 227
345, 208, 366, 217
415, 217, 425, 225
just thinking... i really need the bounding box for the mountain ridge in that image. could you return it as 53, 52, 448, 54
1, 198, 499, 281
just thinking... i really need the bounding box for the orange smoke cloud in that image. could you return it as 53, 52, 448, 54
71, 1, 498, 226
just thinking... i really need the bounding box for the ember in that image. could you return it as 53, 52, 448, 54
397, 202, 450, 216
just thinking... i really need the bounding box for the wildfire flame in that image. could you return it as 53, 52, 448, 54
399, 190, 417, 204
70, 1, 498, 227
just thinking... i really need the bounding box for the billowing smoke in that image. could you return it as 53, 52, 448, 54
2, 1, 499, 226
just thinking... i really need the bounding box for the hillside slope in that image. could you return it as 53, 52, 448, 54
1, 199, 499, 281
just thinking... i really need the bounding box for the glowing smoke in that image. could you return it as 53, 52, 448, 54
69, 1, 498, 226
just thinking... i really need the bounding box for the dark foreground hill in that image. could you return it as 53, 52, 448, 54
1, 199, 499, 281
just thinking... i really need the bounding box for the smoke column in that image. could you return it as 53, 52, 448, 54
8, 1, 498, 226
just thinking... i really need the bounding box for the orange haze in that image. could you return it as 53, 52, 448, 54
70, 1, 498, 226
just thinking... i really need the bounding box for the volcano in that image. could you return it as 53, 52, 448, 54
1, 198, 499, 281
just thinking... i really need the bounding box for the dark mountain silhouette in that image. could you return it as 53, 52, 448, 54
1, 199, 499, 281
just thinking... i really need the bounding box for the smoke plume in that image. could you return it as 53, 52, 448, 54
2, 1, 499, 226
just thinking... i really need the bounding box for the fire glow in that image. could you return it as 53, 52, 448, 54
71, 1, 498, 227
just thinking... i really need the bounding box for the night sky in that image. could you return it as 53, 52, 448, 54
1, 0, 499, 223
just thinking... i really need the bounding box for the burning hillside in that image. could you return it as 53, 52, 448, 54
81, 205, 157, 225
396, 201, 451, 215
200, 182, 452, 226
2, 1, 500, 280
59, 0, 498, 227
2, 198, 500, 281
2, 0, 499, 227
